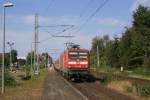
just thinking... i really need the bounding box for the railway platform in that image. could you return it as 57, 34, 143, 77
41, 67, 86, 100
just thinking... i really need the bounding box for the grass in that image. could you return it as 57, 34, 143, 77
18, 69, 47, 89
91, 66, 150, 80
128, 68, 150, 80
0, 68, 48, 100
107, 80, 150, 100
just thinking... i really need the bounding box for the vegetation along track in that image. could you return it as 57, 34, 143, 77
69, 79, 135, 100
91, 69, 150, 85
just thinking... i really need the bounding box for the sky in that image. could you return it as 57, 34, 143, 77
0, 0, 150, 59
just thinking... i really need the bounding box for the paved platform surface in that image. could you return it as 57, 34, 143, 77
41, 67, 86, 100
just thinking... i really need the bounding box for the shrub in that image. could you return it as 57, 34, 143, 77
22, 66, 31, 80
0, 72, 17, 87
126, 86, 133, 93
133, 67, 150, 76
126, 82, 150, 97
135, 84, 150, 97
99, 74, 112, 85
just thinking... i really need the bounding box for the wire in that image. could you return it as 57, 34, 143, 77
85, 0, 109, 23
39, 25, 74, 28
45, 0, 55, 11
75, 0, 109, 33
40, 25, 74, 43
78, 0, 95, 20
68, 0, 95, 43
39, 30, 66, 43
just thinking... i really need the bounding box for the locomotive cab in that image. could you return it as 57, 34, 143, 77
65, 47, 90, 80
56, 43, 90, 81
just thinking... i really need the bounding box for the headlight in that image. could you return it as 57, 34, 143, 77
80, 62, 88, 64
68, 61, 76, 64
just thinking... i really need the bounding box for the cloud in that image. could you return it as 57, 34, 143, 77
130, 0, 150, 12
0, 14, 81, 27
96, 18, 127, 26
21, 15, 50, 25
0, 29, 33, 57
21, 15, 35, 24
16, 15, 81, 26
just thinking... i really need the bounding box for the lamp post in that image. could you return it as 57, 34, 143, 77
2, 2, 14, 94
7, 42, 14, 71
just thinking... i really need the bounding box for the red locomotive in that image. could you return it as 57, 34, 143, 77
55, 43, 90, 80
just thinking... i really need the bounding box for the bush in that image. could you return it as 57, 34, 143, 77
135, 84, 150, 97
126, 82, 150, 97
0, 72, 17, 87
143, 56, 150, 69
133, 67, 150, 76
126, 86, 133, 93
139, 86, 150, 97
99, 74, 112, 85
22, 66, 31, 80
21, 75, 31, 80
40, 64, 45, 69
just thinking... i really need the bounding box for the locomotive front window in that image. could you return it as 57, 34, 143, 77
69, 52, 88, 58
79, 52, 88, 58
69, 52, 78, 58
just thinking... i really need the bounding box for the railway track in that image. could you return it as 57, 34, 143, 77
55, 67, 150, 100
91, 69, 150, 85
69, 80, 136, 100
59, 71, 136, 100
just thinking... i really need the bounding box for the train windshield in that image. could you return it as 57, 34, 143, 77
79, 52, 88, 58
69, 52, 78, 58
69, 52, 88, 58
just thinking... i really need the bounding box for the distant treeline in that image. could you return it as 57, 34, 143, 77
0, 50, 17, 67
90, 5, 150, 70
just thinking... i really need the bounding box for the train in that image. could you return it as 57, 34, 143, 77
54, 43, 90, 81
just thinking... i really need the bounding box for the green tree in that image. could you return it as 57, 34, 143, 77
133, 5, 150, 28
0, 53, 10, 67
26, 51, 34, 65
11, 49, 18, 63
90, 35, 111, 68
107, 37, 121, 68
90, 5, 150, 71
120, 5, 150, 69
41, 52, 52, 68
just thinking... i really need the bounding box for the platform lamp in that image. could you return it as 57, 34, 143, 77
2, 2, 14, 94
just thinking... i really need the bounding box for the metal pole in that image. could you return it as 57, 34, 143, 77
1, 2, 13, 94
10, 46, 12, 70
2, 7, 5, 94
45, 55, 47, 69
36, 14, 39, 74
59, 57, 60, 68
34, 14, 37, 73
47, 55, 50, 68
34, 13, 40, 75
31, 43, 33, 74
7, 42, 14, 70
97, 45, 100, 69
